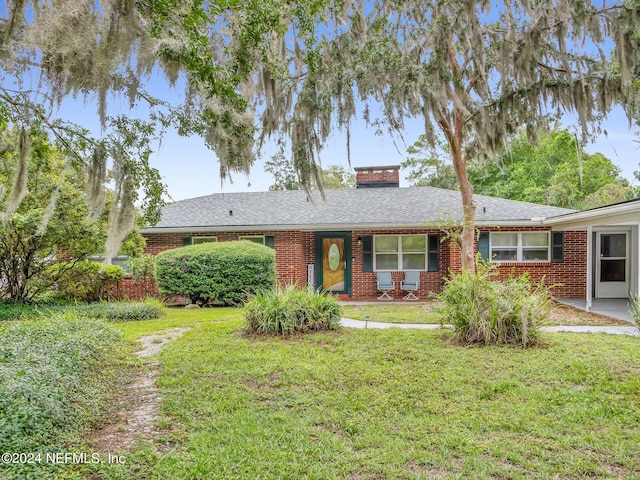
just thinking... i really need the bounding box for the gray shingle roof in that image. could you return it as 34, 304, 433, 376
144, 186, 576, 232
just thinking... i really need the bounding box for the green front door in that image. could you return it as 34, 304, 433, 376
315, 233, 351, 295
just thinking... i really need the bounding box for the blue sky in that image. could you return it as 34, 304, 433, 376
51, 71, 640, 202
135, 107, 639, 201
11, 2, 640, 203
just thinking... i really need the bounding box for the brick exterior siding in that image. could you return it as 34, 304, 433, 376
476, 228, 587, 298
123, 227, 586, 302
355, 169, 400, 184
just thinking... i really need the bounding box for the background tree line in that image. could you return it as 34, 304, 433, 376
402, 128, 637, 210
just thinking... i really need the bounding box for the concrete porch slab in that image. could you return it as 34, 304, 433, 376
556, 298, 635, 324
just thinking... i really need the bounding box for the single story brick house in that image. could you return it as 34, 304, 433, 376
131, 166, 640, 308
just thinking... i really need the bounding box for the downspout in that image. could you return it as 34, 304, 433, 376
637, 220, 640, 301
586, 226, 592, 311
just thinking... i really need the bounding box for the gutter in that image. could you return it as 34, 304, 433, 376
542, 201, 640, 228
141, 219, 553, 234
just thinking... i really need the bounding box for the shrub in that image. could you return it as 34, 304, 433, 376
76, 298, 166, 321
155, 240, 276, 305
0, 302, 39, 321
0, 300, 166, 322
437, 263, 549, 346
53, 261, 124, 302
0, 314, 130, 478
245, 285, 342, 334
628, 295, 640, 334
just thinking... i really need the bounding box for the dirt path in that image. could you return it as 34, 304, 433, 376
92, 327, 190, 452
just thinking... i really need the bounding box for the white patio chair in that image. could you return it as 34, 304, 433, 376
401, 271, 420, 300
376, 272, 395, 300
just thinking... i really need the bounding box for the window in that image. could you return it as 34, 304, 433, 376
374, 235, 433, 271
88, 255, 130, 273
490, 232, 549, 262
192, 236, 217, 245
240, 236, 266, 245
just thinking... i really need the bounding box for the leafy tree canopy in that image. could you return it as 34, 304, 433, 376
0, 124, 144, 302
252, 0, 640, 269
265, 142, 355, 190
3, 0, 640, 271
403, 129, 636, 209
0, 0, 321, 254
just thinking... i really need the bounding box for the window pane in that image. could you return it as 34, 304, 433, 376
402, 235, 426, 252
522, 249, 549, 261
403, 254, 426, 270
492, 249, 517, 261
522, 232, 549, 247
241, 237, 265, 245
376, 254, 398, 270
375, 236, 398, 252
491, 233, 517, 247
192, 237, 217, 245
601, 234, 626, 258
601, 259, 626, 282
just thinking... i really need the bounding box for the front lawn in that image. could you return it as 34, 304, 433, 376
95, 309, 640, 479
342, 301, 631, 326
342, 302, 441, 324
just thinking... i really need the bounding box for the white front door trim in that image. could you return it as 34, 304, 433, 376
595, 230, 630, 298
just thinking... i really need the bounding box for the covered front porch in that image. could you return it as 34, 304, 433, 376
556, 298, 634, 323
544, 199, 640, 318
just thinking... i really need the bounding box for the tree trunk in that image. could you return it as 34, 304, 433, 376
450, 133, 476, 272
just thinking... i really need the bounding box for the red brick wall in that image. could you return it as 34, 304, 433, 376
355, 169, 400, 184
350, 229, 445, 299
473, 228, 587, 298
130, 227, 587, 301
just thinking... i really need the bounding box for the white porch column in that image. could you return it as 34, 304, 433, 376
637, 220, 640, 300
586, 226, 592, 311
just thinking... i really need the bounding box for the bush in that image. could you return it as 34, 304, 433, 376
245, 285, 342, 334
74, 298, 166, 321
628, 295, 640, 334
0, 300, 166, 322
126, 253, 157, 296
437, 263, 550, 346
155, 240, 276, 305
0, 314, 130, 478
53, 261, 124, 302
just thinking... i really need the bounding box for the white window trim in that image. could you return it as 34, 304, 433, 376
490, 232, 550, 263
239, 235, 266, 245
192, 236, 218, 245
373, 235, 427, 271
88, 255, 131, 274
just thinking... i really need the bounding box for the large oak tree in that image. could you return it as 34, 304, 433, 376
2, 1, 640, 272
254, 0, 640, 270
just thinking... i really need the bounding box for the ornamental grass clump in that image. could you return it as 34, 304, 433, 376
628, 295, 640, 334
245, 285, 342, 335
437, 263, 550, 346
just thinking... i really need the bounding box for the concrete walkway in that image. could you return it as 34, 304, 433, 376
340, 318, 639, 336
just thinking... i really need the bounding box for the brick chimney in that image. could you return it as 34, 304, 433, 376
354, 165, 400, 188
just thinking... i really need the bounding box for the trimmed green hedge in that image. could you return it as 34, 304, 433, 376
155, 240, 276, 305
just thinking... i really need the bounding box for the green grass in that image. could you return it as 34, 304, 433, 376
341, 302, 630, 326
0, 300, 166, 322
342, 302, 441, 324
91, 311, 640, 479
112, 306, 243, 340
